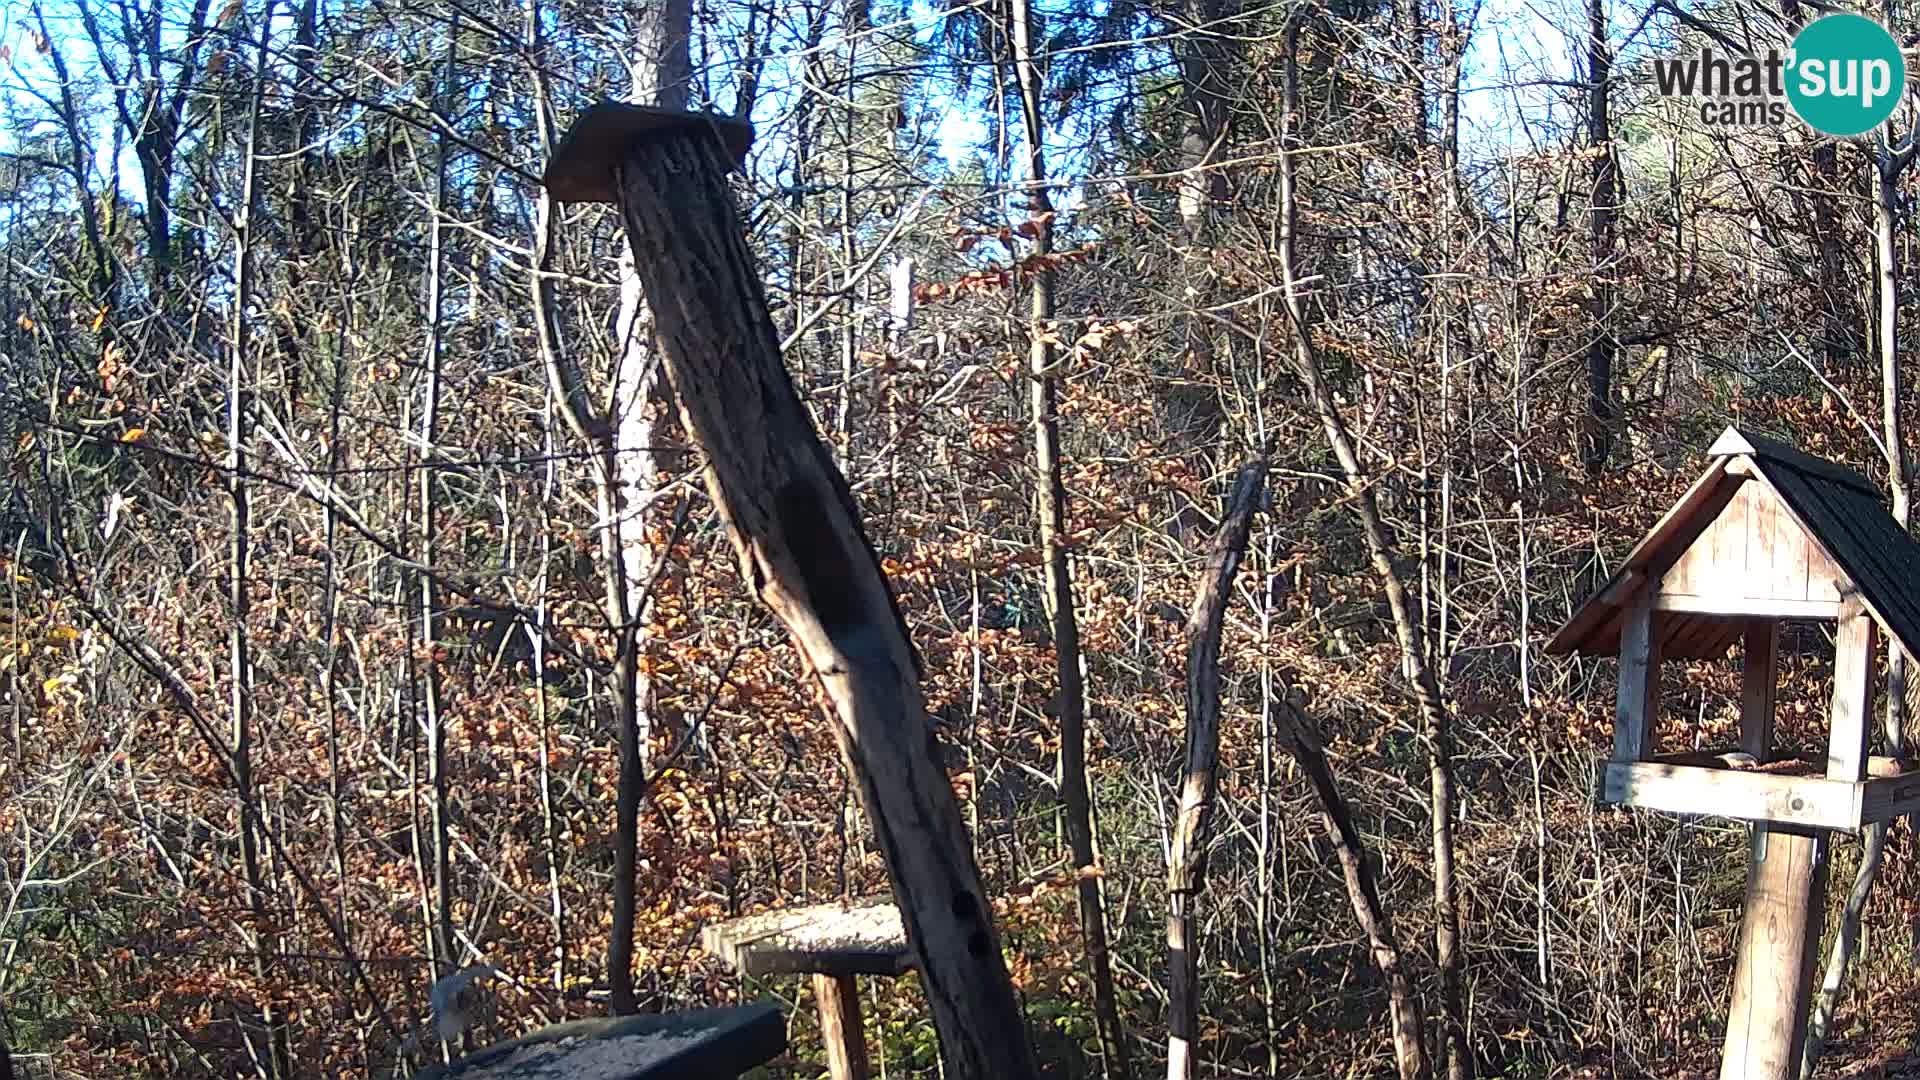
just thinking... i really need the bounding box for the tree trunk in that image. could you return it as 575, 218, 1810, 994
1431, 18, 1475, 1080
229, 5, 285, 1073
1583, 0, 1616, 471
1400, 0, 1427, 153
524, 0, 573, 1003
70, 0, 213, 283
1805, 132, 1914, 1077
1780, 0, 1852, 373
1815, 142, 1850, 370
1166, 460, 1266, 1080
1174, 0, 1233, 237
1164, 0, 1237, 532
604, 127, 1038, 1080
605, 0, 694, 1014
1008, 0, 1132, 1072
419, 10, 460, 1013
1282, 701, 1431, 1080
29, 2, 114, 305
1875, 140, 1911, 756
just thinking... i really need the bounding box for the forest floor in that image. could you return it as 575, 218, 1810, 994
1554, 1012, 1920, 1079
1659, 1021, 1920, 1079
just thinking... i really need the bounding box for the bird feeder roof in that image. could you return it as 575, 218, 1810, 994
1546, 427, 1920, 661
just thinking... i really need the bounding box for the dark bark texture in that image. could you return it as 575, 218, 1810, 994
609, 129, 1037, 1080
1166, 459, 1266, 1079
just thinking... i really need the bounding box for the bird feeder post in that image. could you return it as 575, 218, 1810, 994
1718, 605, 1874, 1076
1722, 823, 1827, 1080
543, 104, 1037, 1080
1720, 617, 1825, 1080
811, 972, 872, 1080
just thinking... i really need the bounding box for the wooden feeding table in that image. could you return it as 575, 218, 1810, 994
417, 1003, 785, 1080
1547, 426, 1920, 1079
1610, 750, 1920, 832
702, 899, 913, 1080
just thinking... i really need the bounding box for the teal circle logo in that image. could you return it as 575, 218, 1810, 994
1786, 14, 1905, 136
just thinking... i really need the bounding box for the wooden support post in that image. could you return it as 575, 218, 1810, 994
812, 973, 871, 1080
1741, 620, 1778, 759
544, 107, 1037, 1079
1721, 616, 1825, 1080
1720, 826, 1829, 1080
1827, 606, 1876, 782
1613, 594, 1660, 761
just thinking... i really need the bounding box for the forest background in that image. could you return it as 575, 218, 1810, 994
2, 0, 1918, 1074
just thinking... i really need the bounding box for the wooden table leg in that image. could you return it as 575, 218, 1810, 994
812, 972, 871, 1080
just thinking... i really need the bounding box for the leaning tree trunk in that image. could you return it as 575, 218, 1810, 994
603, 127, 1039, 1080
1282, 700, 1431, 1080
1167, 460, 1266, 1080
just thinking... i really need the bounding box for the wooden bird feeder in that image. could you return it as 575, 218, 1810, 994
1547, 426, 1920, 826
1547, 425, 1920, 1079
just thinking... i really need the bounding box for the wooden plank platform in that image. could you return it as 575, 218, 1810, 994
701, 898, 913, 978
1601, 755, 1920, 830
417, 1003, 785, 1080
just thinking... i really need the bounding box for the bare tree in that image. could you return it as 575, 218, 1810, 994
1583, 0, 1618, 471
417, 8, 461, 1019
602, 0, 695, 1016
226, 5, 285, 1072
1008, 0, 1131, 1071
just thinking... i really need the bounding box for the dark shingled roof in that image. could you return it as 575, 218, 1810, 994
1545, 427, 1920, 663
1736, 430, 1920, 664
